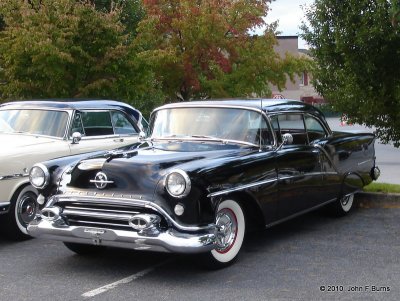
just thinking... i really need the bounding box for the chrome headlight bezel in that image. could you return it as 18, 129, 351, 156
165, 169, 191, 198
29, 163, 50, 189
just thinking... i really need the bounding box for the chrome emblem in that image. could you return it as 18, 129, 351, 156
90, 172, 113, 190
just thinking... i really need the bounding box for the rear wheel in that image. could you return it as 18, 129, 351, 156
1, 185, 38, 240
327, 194, 355, 217
201, 199, 246, 269
63, 242, 106, 255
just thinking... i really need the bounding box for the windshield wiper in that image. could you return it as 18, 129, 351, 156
190, 135, 223, 141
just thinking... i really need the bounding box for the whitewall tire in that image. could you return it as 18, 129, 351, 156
1, 185, 38, 240
202, 199, 246, 268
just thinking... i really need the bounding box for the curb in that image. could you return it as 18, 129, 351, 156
355, 192, 400, 209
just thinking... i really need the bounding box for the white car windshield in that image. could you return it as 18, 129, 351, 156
0, 109, 69, 138
151, 107, 273, 145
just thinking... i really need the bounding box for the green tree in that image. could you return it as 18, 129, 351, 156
92, 0, 145, 39
136, 0, 308, 101
301, 0, 400, 146
391, 0, 400, 26
0, 0, 163, 117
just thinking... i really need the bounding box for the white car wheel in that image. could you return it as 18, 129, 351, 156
12, 185, 38, 239
340, 194, 354, 213
206, 200, 246, 267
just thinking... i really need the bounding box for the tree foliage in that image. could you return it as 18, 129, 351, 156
0, 0, 163, 117
92, 0, 145, 39
136, 0, 308, 101
302, 0, 400, 146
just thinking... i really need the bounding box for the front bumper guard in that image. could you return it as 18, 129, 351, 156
28, 217, 217, 254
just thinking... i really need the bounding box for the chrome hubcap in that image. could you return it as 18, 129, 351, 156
18, 193, 37, 226
215, 208, 237, 254
341, 195, 350, 206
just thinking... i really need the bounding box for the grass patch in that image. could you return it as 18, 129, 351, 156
364, 182, 400, 194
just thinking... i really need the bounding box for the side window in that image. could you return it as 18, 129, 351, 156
270, 115, 281, 144
70, 112, 85, 136
276, 114, 308, 145
305, 115, 327, 142
141, 117, 149, 133
81, 111, 114, 136
111, 111, 138, 135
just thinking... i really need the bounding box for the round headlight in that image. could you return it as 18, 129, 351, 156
165, 170, 191, 198
29, 164, 50, 189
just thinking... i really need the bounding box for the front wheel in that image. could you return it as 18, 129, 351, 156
1, 185, 38, 240
201, 199, 246, 269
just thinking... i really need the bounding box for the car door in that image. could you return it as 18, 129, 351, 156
271, 113, 324, 219
304, 114, 342, 203
68, 110, 139, 155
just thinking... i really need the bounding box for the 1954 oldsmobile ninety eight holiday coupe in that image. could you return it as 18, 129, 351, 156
0, 100, 147, 239
27, 99, 380, 268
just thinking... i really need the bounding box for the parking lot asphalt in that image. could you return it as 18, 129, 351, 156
1, 207, 399, 301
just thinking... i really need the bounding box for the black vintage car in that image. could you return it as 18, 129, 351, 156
28, 99, 380, 268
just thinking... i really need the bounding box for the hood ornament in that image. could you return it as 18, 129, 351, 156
90, 172, 114, 190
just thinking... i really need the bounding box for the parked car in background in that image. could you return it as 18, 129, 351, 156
0, 100, 146, 239
27, 99, 380, 268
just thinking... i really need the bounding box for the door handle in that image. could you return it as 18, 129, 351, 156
113, 138, 124, 142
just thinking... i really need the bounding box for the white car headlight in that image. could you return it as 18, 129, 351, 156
29, 164, 50, 189
165, 170, 191, 198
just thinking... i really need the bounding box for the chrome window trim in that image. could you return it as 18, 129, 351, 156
48, 196, 214, 232
207, 171, 339, 198
68, 109, 141, 141
269, 111, 332, 136
149, 105, 277, 148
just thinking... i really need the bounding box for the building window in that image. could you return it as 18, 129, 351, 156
301, 71, 309, 86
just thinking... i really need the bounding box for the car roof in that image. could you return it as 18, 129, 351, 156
0, 99, 142, 119
156, 99, 323, 116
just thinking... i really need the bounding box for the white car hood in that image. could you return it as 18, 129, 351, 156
0, 133, 60, 154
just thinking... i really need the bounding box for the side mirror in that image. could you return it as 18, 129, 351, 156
282, 133, 294, 145
276, 133, 294, 151
71, 132, 82, 144
139, 131, 146, 141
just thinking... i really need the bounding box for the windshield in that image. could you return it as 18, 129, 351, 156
151, 107, 273, 145
0, 109, 69, 138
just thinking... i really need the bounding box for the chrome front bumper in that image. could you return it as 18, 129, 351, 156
28, 217, 217, 254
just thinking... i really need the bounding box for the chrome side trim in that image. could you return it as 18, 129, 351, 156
358, 159, 372, 166
208, 177, 279, 197
0, 201, 10, 214
207, 171, 339, 197
48, 196, 214, 232
0, 173, 29, 181
265, 197, 338, 228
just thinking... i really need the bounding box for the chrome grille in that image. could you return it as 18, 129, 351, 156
57, 201, 166, 230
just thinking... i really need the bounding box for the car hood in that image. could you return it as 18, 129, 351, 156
0, 133, 59, 153
67, 141, 256, 197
